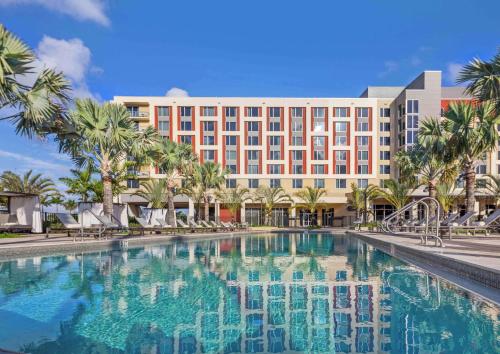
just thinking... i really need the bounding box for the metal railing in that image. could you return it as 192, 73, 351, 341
381, 197, 444, 247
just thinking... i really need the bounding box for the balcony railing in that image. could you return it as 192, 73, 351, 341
128, 111, 149, 118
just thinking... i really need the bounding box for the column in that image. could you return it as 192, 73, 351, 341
241, 202, 246, 223
215, 201, 221, 223
188, 198, 195, 221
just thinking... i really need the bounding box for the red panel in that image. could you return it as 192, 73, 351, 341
177, 106, 181, 131
222, 106, 226, 132
302, 108, 306, 146
200, 121, 204, 146
280, 107, 284, 131
236, 136, 240, 174
280, 136, 284, 160
214, 121, 218, 145
258, 122, 262, 145
355, 107, 358, 132
244, 150, 248, 174
220, 208, 240, 222
288, 107, 292, 145
258, 150, 262, 174
368, 136, 372, 174
169, 106, 173, 140
236, 107, 240, 130
154, 106, 158, 129
346, 151, 351, 174
325, 136, 329, 161
347, 122, 351, 145
222, 136, 226, 168
368, 107, 373, 131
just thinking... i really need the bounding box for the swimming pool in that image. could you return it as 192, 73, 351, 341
0, 233, 498, 353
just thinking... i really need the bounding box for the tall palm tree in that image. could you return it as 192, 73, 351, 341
484, 174, 500, 208
443, 101, 500, 212
63, 99, 159, 215
215, 185, 252, 222
457, 50, 500, 110
253, 186, 292, 225
0, 24, 71, 138
193, 162, 229, 221
156, 139, 197, 225
59, 165, 95, 202
0, 170, 58, 205
179, 182, 205, 222
346, 182, 378, 222
134, 179, 168, 209
294, 187, 326, 226
374, 179, 413, 210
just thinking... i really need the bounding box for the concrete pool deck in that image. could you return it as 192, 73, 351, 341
349, 230, 500, 304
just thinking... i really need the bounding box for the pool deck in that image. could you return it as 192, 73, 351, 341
349, 230, 500, 304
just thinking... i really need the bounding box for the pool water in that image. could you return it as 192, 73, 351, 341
0, 233, 498, 353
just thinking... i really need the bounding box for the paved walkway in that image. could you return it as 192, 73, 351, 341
352, 231, 500, 272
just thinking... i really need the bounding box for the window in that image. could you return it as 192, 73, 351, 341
407, 115, 418, 129
335, 122, 348, 146
226, 164, 237, 173
406, 130, 418, 145
203, 150, 215, 162
269, 164, 281, 174
379, 122, 390, 131
313, 136, 325, 160
313, 165, 325, 174
357, 164, 369, 174
336, 179, 346, 188
225, 136, 237, 146
357, 107, 369, 118
226, 179, 236, 188
180, 106, 192, 117
180, 121, 192, 131
203, 136, 215, 145
358, 179, 368, 188
269, 136, 281, 146
314, 179, 325, 188
476, 164, 487, 174
270, 178, 281, 188
357, 136, 369, 146
269, 122, 281, 131
248, 122, 259, 131
292, 165, 303, 174
380, 165, 390, 174
202, 121, 214, 131
379, 151, 390, 160
291, 107, 303, 118
158, 120, 169, 132
248, 150, 259, 161
269, 151, 281, 160
356, 108, 370, 131
226, 150, 237, 161
334, 107, 348, 117
179, 135, 192, 145
292, 179, 303, 188
407, 99, 419, 114
291, 136, 303, 146
313, 107, 326, 132
127, 106, 139, 117
246, 107, 260, 117
158, 106, 170, 116
248, 179, 259, 188
247, 136, 259, 145
380, 108, 390, 117
357, 151, 368, 161
380, 137, 390, 146
127, 179, 139, 188
269, 107, 281, 118
248, 164, 259, 174
292, 150, 303, 160
225, 121, 237, 131
291, 120, 303, 132
201, 106, 216, 116
225, 107, 237, 117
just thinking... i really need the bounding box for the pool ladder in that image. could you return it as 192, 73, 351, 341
381, 197, 444, 247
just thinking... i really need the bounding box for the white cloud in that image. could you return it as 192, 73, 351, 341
165, 87, 189, 97
0, 149, 69, 172
446, 62, 463, 84
34, 36, 101, 100
378, 61, 399, 78
0, 0, 110, 26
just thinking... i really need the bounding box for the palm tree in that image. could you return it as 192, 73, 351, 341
253, 186, 292, 225
457, 50, 500, 110
156, 139, 197, 225
134, 179, 168, 209
62, 199, 77, 213
436, 183, 460, 215
179, 182, 205, 221
0, 170, 58, 205
484, 174, 500, 208
59, 166, 95, 202
396, 118, 458, 199
63, 99, 158, 215
346, 182, 378, 223
193, 162, 229, 221
0, 24, 71, 138
374, 179, 413, 210
294, 187, 326, 226
215, 185, 252, 222
443, 101, 500, 212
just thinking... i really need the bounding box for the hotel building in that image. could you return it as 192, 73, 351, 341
114, 70, 486, 226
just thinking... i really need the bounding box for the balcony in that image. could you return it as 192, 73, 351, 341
128, 111, 149, 120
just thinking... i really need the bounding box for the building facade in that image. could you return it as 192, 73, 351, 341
114, 71, 487, 225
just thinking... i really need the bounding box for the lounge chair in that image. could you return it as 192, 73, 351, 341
209, 220, 232, 231
0, 214, 31, 232
177, 219, 199, 233
450, 209, 500, 236
441, 213, 459, 226
221, 221, 235, 231
442, 211, 476, 239
49, 213, 105, 240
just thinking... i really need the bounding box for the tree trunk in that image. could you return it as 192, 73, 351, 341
102, 174, 113, 216
204, 196, 210, 221
428, 180, 437, 218
464, 163, 476, 213
166, 187, 176, 226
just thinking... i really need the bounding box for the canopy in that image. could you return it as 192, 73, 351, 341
6, 193, 43, 233
78, 203, 129, 228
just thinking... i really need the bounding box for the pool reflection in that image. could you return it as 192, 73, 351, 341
0, 233, 498, 353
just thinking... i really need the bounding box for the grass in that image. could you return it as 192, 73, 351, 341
0, 233, 24, 239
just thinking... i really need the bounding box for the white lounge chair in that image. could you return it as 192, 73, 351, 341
50, 213, 104, 240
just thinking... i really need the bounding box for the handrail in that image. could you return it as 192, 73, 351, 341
381, 197, 443, 247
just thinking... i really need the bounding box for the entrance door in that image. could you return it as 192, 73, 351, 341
322, 208, 334, 226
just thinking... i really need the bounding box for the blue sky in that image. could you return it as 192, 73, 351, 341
0, 0, 499, 190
